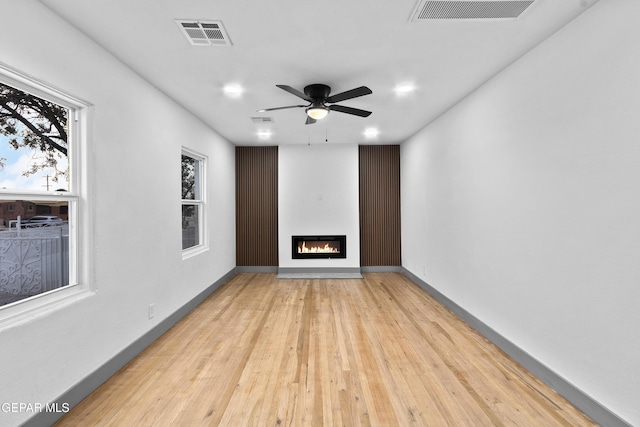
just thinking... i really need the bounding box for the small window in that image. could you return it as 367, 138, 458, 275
181, 149, 206, 254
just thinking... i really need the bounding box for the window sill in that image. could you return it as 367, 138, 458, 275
182, 244, 209, 260
0, 285, 93, 331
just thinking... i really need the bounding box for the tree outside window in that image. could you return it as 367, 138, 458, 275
1, 82, 69, 190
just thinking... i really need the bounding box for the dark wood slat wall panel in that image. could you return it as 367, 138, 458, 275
359, 145, 401, 266
235, 146, 278, 266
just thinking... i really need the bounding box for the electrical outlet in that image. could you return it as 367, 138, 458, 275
148, 304, 155, 319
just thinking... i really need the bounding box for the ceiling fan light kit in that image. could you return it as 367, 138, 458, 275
258, 83, 372, 125
306, 106, 329, 120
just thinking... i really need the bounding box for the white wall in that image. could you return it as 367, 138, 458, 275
278, 144, 360, 268
401, 1, 640, 424
0, 3, 236, 426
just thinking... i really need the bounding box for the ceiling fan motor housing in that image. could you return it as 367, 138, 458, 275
304, 84, 331, 101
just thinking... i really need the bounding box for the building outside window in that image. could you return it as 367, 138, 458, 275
0, 69, 84, 310
181, 148, 206, 255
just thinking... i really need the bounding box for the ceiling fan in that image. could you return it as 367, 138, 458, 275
257, 84, 373, 125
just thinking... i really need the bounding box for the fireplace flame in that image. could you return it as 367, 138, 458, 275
298, 241, 340, 254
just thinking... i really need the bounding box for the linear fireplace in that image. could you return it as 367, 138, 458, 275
292, 235, 347, 259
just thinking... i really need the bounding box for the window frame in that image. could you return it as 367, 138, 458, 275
181, 147, 208, 258
0, 63, 92, 327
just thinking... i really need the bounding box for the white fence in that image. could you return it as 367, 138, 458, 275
0, 226, 69, 305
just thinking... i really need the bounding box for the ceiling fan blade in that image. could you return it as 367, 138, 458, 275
305, 116, 317, 125
325, 86, 372, 103
257, 105, 306, 112
276, 85, 313, 102
329, 104, 372, 117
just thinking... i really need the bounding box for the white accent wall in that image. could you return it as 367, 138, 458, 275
400, 1, 640, 425
0, 3, 236, 426
278, 144, 360, 269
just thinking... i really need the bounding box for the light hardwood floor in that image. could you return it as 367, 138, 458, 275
56, 273, 596, 426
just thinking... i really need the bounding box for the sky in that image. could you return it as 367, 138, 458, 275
0, 134, 69, 192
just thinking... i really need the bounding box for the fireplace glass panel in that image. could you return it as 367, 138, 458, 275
292, 235, 346, 259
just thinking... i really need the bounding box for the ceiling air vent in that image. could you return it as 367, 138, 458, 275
411, 0, 535, 21
175, 20, 232, 46
251, 117, 274, 124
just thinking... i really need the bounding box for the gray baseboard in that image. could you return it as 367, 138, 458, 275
401, 267, 632, 427
360, 266, 403, 273
236, 266, 279, 273
277, 267, 362, 279
22, 267, 238, 427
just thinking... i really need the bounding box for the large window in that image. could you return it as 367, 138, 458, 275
181, 149, 206, 254
1, 67, 86, 313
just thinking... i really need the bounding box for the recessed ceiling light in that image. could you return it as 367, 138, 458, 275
256, 130, 272, 140
223, 84, 244, 98
394, 83, 416, 96
363, 128, 379, 138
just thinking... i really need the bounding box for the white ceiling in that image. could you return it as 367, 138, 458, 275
39, 0, 599, 146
